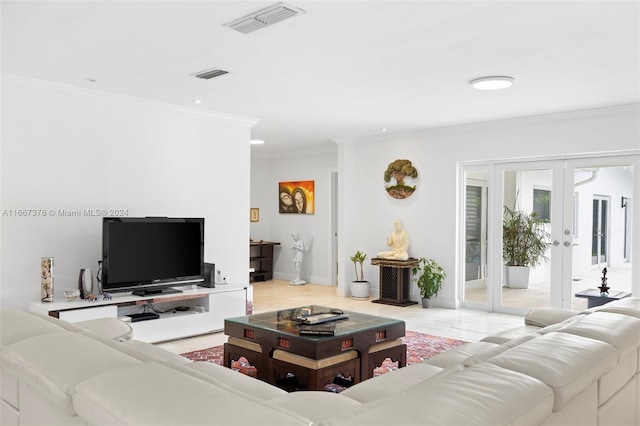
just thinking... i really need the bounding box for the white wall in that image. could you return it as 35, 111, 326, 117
338, 105, 640, 306
250, 152, 337, 284
1, 76, 256, 310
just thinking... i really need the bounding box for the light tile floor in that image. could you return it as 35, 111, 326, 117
155, 280, 524, 354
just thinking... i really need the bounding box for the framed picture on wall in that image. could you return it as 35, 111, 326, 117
279, 181, 314, 214
250, 208, 260, 222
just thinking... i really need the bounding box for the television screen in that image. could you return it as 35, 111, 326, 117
102, 217, 204, 295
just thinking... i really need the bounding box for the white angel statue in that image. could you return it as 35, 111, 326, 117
291, 231, 312, 285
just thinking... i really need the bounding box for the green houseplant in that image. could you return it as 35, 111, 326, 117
502, 205, 550, 288
411, 257, 446, 308
350, 250, 370, 299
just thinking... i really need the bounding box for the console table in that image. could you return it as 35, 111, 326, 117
371, 258, 419, 307
29, 284, 248, 343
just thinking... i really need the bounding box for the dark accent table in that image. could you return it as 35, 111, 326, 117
371, 258, 419, 307
224, 305, 406, 391
574, 288, 632, 308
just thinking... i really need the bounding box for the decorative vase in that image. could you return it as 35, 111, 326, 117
96, 261, 103, 294
40, 257, 54, 302
78, 268, 94, 299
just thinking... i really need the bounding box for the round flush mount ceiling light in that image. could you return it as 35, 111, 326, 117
250, 139, 265, 145
469, 76, 515, 90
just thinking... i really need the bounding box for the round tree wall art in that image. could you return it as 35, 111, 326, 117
383, 159, 418, 199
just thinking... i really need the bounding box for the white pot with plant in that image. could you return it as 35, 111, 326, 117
350, 250, 370, 299
502, 206, 550, 289
411, 257, 446, 308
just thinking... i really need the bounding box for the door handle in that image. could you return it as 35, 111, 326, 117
553, 241, 560, 246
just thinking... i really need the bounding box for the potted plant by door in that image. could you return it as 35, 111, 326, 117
411, 257, 446, 308
502, 205, 550, 289
350, 250, 370, 299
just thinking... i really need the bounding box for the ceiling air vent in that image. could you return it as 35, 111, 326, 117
224, 2, 306, 34
191, 68, 229, 80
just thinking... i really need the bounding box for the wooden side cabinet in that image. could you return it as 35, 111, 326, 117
250, 241, 280, 282
371, 258, 419, 307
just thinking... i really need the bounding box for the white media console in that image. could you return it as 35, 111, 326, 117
29, 284, 249, 343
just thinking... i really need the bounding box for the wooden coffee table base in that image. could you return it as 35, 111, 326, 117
270, 350, 360, 391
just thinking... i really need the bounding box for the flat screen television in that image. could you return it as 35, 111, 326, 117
102, 217, 204, 296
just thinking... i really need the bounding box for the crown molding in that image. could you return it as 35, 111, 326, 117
1, 73, 260, 128
352, 103, 640, 144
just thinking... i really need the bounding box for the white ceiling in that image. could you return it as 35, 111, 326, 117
2, 1, 639, 157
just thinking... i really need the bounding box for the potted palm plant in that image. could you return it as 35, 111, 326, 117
411, 257, 446, 308
502, 205, 550, 288
350, 250, 370, 299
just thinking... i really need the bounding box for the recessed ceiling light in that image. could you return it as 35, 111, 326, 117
382, 128, 388, 132
469, 76, 515, 90
193, 99, 201, 104
250, 139, 265, 145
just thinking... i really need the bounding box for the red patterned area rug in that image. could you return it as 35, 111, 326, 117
181, 330, 467, 375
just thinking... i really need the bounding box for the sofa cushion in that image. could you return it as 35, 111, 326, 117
179, 361, 287, 400
482, 313, 582, 345
270, 391, 361, 424
480, 325, 542, 344
25, 311, 89, 332
590, 297, 640, 318
1, 331, 141, 415
424, 341, 498, 368
90, 335, 192, 365
72, 362, 312, 426
339, 363, 447, 403
319, 363, 554, 426
555, 311, 640, 359
0, 310, 65, 347
462, 334, 539, 367
488, 331, 617, 411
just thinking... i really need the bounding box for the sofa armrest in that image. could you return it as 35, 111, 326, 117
524, 308, 581, 328
75, 318, 133, 342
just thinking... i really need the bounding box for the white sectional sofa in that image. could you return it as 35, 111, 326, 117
1, 297, 639, 426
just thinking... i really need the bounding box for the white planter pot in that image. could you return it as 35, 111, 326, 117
506, 266, 530, 289
350, 281, 370, 299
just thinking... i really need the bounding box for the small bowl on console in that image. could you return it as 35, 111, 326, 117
64, 289, 81, 301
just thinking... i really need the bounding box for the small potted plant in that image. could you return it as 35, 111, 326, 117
350, 250, 370, 299
411, 257, 446, 308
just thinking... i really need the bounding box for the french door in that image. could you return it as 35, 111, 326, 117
462, 154, 637, 315
491, 161, 563, 314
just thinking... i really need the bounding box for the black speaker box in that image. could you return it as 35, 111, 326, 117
199, 262, 216, 288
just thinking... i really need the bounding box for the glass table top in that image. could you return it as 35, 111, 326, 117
225, 305, 404, 338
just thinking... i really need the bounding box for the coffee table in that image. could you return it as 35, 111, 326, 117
223, 305, 406, 391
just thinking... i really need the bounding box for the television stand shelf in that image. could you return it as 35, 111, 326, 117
29, 284, 248, 343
